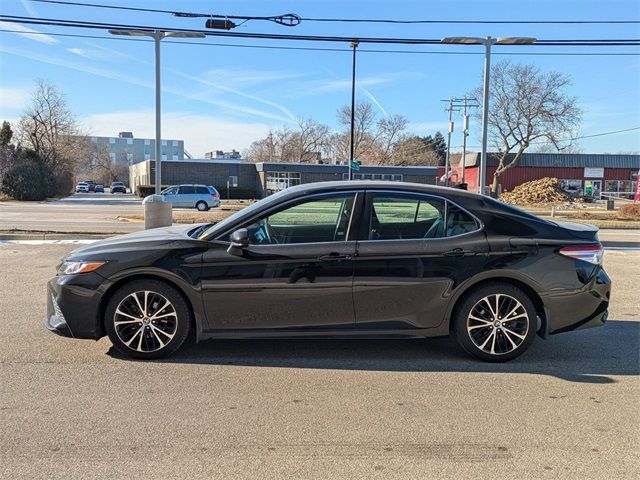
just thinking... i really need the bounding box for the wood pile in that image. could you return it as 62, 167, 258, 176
499, 177, 573, 205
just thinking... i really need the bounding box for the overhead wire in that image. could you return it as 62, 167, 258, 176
1, 28, 639, 55
27, 1, 640, 25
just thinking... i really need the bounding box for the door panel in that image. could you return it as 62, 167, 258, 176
354, 233, 488, 329
353, 191, 488, 329
200, 242, 356, 330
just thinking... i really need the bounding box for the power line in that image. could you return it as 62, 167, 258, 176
2, 15, 640, 46
2, 28, 639, 56
28, 0, 302, 26
28, 1, 640, 25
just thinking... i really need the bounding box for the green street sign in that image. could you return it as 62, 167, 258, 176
351, 160, 360, 171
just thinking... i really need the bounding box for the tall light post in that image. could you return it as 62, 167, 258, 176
442, 36, 536, 194
109, 29, 206, 194
349, 41, 359, 180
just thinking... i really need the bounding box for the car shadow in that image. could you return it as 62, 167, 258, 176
108, 320, 639, 383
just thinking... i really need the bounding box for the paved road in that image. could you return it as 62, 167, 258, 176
0, 245, 638, 479
0, 193, 144, 234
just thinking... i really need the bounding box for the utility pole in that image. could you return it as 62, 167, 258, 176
441, 99, 459, 187
453, 95, 479, 186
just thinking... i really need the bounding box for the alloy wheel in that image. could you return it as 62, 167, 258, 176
466, 294, 530, 356
113, 290, 178, 353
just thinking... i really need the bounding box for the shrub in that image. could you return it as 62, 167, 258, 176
618, 204, 640, 220
0, 150, 55, 200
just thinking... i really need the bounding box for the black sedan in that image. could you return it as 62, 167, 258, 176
45, 181, 611, 362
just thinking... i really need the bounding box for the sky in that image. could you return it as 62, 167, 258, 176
0, 0, 639, 157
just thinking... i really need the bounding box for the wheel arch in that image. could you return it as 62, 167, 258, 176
98, 272, 203, 341
445, 274, 547, 338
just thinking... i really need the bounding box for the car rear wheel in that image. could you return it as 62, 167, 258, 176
453, 283, 537, 362
196, 201, 209, 211
104, 280, 191, 359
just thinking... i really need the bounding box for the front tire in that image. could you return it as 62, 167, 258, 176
104, 280, 191, 359
195, 201, 209, 211
453, 283, 537, 362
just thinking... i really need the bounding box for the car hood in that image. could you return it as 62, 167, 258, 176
68, 224, 203, 259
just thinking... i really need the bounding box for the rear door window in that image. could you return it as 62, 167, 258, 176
368, 193, 478, 240
179, 186, 195, 195
195, 186, 209, 194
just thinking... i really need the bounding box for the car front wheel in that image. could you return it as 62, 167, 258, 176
453, 283, 537, 362
104, 280, 191, 359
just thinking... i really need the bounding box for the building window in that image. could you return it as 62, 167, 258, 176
126, 138, 133, 145
265, 171, 301, 194
342, 173, 403, 181
161, 140, 167, 146
172, 155, 178, 160
172, 140, 178, 147
109, 137, 116, 144
144, 139, 150, 146
109, 153, 115, 161
145, 154, 150, 160
91, 136, 97, 143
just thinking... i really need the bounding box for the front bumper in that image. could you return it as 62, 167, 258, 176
45, 272, 112, 339
543, 267, 611, 335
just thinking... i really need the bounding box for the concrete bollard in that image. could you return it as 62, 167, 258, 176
143, 194, 172, 230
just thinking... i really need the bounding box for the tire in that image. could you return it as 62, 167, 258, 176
104, 280, 191, 360
196, 201, 209, 211
452, 282, 537, 362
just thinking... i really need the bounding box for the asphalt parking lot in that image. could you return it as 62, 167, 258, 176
0, 244, 638, 479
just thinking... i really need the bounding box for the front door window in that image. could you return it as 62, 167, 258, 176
243, 194, 356, 245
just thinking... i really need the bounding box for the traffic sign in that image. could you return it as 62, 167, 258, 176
351, 160, 360, 171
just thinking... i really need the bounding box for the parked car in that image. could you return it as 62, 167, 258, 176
110, 181, 127, 194
159, 184, 221, 211
75, 182, 89, 193
94, 184, 104, 193
85, 180, 97, 192
45, 181, 611, 361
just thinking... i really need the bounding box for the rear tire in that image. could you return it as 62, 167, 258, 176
196, 201, 209, 211
104, 280, 191, 360
453, 282, 537, 362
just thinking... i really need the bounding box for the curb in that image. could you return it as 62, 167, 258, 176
0, 231, 115, 240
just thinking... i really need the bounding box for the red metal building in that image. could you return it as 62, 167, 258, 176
439, 153, 640, 198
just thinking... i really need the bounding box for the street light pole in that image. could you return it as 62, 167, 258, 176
109, 29, 206, 194
479, 36, 493, 196
153, 31, 162, 195
441, 36, 536, 195
349, 41, 358, 180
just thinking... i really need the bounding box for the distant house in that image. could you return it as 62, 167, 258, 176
443, 152, 640, 198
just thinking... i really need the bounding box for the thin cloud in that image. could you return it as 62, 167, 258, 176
0, 21, 59, 45
360, 88, 388, 117
0, 45, 294, 123
0, 86, 30, 110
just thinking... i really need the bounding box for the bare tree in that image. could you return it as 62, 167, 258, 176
390, 136, 441, 166
473, 61, 582, 194
17, 80, 92, 194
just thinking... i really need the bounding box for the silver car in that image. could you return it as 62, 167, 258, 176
160, 184, 221, 211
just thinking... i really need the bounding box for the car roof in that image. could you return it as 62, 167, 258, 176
280, 180, 485, 201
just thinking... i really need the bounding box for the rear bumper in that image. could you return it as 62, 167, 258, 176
543, 267, 611, 335
45, 272, 111, 339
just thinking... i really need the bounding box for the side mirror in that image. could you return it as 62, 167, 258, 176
227, 228, 249, 256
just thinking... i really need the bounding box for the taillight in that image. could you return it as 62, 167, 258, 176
211, 193, 219, 199
558, 245, 604, 265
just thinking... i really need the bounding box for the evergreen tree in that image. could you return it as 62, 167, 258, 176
0, 121, 12, 146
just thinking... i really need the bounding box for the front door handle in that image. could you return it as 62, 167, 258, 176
443, 248, 477, 257
318, 253, 353, 262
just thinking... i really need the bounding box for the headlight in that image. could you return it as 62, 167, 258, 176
58, 261, 106, 275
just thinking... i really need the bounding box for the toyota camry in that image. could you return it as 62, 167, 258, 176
45, 181, 611, 362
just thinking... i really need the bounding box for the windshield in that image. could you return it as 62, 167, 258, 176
197, 189, 291, 240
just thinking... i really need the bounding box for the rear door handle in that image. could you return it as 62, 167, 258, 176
318, 253, 353, 262
443, 248, 477, 257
